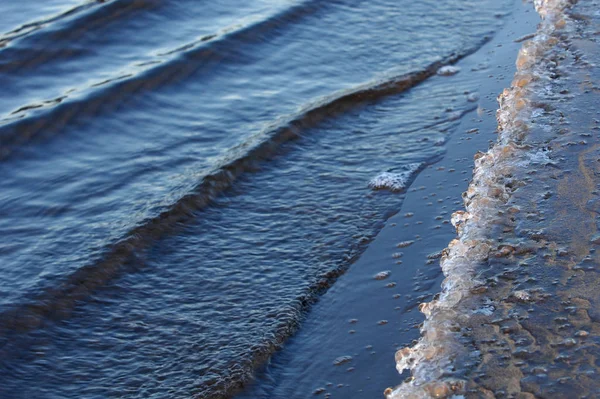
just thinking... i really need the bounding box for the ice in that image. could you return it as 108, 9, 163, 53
387, 0, 575, 397
437, 65, 461, 76
369, 163, 423, 192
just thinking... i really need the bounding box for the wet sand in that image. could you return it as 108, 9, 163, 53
236, 1, 543, 397
389, 0, 600, 397
456, 0, 600, 396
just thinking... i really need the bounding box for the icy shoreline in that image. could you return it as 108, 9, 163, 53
388, 1, 577, 397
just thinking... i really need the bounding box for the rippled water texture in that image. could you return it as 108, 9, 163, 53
0, 0, 514, 397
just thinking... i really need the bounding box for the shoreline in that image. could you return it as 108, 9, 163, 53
235, 1, 541, 397
392, 0, 600, 397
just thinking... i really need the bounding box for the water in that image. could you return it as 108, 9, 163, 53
0, 0, 518, 397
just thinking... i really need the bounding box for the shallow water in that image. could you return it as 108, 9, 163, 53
0, 0, 517, 397
236, 3, 544, 396
389, 0, 600, 397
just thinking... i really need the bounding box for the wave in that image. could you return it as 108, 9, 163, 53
0, 0, 159, 49
0, 0, 327, 159
386, 0, 575, 397
0, 0, 322, 78
0, 42, 486, 341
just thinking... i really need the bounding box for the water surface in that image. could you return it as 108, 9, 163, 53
0, 0, 514, 397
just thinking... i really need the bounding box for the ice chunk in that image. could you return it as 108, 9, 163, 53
369, 163, 423, 192
437, 65, 461, 76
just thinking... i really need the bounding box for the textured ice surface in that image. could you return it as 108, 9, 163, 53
369, 163, 423, 192
518, 148, 556, 167
387, 0, 577, 397
437, 65, 461, 76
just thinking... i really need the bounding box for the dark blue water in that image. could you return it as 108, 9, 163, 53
0, 0, 512, 397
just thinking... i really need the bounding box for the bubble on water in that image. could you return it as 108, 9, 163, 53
333, 356, 352, 366
467, 92, 480, 102
374, 271, 391, 280
518, 148, 556, 167
369, 163, 423, 192
437, 65, 461, 76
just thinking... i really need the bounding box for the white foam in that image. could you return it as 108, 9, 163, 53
369, 163, 423, 192
437, 65, 461, 76
519, 148, 555, 167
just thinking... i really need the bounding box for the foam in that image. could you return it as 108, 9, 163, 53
517, 148, 555, 167
369, 163, 423, 192
437, 65, 461, 76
